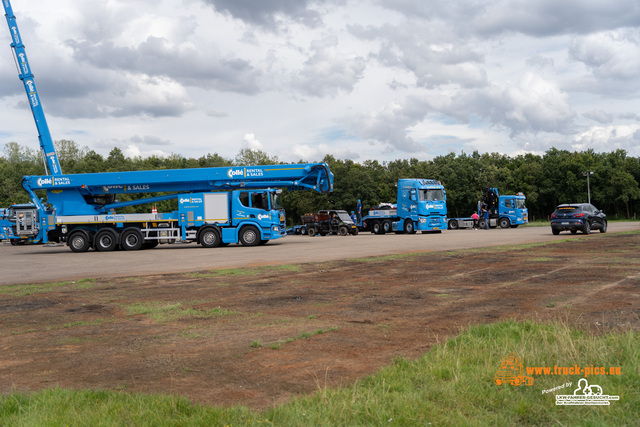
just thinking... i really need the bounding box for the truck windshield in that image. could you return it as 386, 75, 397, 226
270, 192, 283, 210
418, 189, 445, 201
515, 199, 526, 209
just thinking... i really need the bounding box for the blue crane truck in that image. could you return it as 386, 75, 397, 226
2, 1, 334, 251
361, 179, 447, 234
447, 187, 528, 229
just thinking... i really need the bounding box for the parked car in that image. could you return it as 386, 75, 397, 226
550, 203, 607, 235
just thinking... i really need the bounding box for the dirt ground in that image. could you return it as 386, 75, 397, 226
1, 232, 639, 409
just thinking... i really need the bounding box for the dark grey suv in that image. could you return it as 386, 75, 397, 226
550, 203, 607, 235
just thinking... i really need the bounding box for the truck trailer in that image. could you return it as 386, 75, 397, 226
2, 1, 334, 251
360, 179, 447, 234
447, 187, 528, 229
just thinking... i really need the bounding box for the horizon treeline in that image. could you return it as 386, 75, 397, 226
2, 140, 639, 223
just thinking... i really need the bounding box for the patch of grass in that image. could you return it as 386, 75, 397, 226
0, 279, 95, 297
189, 264, 302, 279
2, 321, 637, 426
61, 319, 104, 329
262, 327, 339, 350
121, 301, 237, 323
349, 253, 417, 263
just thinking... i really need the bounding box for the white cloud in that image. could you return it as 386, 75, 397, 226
242, 133, 264, 151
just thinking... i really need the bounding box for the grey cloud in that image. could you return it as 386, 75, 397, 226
355, 22, 487, 89
291, 36, 366, 97
201, 0, 335, 30
569, 30, 640, 90
583, 109, 613, 124
377, 0, 640, 38
129, 135, 172, 146
427, 74, 576, 137
620, 112, 640, 121
526, 55, 554, 70
345, 97, 428, 153
67, 37, 261, 95
472, 0, 640, 37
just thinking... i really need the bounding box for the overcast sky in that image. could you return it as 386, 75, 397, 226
2, 0, 640, 163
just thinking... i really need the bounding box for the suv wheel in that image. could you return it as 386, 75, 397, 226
583, 221, 591, 235
599, 220, 607, 233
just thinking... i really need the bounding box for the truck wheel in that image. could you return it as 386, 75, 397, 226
448, 220, 458, 230
338, 226, 348, 236
372, 221, 383, 234
239, 225, 260, 246
199, 227, 221, 248
68, 230, 91, 253
404, 220, 415, 234
300, 226, 307, 235
121, 228, 143, 251
307, 227, 317, 237
478, 219, 487, 229
94, 229, 117, 252
351, 228, 359, 236
499, 218, 510, 229
382, 220, 392, 233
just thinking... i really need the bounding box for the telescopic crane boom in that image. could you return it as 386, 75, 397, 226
3, 0, 61, 175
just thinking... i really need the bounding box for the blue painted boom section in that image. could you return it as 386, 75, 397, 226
3, 0, 61, 175
23, 163, 333, 215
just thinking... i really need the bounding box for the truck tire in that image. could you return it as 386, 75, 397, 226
351, 227, 359, 236
372, 221, 383, 234
382, 220, 392, 233
448, 220, 458, 230
68, 230, 91, 253
239, 225, 260, 246
478, 219, 487, 229
199, 227, 221, 248
94, 229, 118, 252
404, 220, 415, 234
300, 226, 307, 235
121, 228, 144, 251
499, 218, 510, 229
338, 226, 348, 236
307, 227, 317, 237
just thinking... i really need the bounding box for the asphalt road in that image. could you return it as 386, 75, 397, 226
1, 222, 637, 285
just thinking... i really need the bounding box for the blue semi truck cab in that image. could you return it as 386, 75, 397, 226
362, 179, 447, 234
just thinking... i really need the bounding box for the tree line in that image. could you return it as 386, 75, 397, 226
2, 140, 639, 224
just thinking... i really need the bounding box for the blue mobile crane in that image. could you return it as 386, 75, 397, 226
2, 1, 333, 251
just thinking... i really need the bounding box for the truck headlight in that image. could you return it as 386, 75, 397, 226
273, 226, 280, 232
419, 218, 426, 224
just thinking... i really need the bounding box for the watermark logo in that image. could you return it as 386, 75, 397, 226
495, 353, 534, 386
555, 378, 619, 406
37, 177, 52, 187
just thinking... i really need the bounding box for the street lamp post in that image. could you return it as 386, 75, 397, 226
582, 171, 594, 204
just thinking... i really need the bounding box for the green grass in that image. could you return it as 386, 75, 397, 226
0, 279, 95, 296
121, 301, 237, 323
2, 320, 637, 426
189, 264, 302, 279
